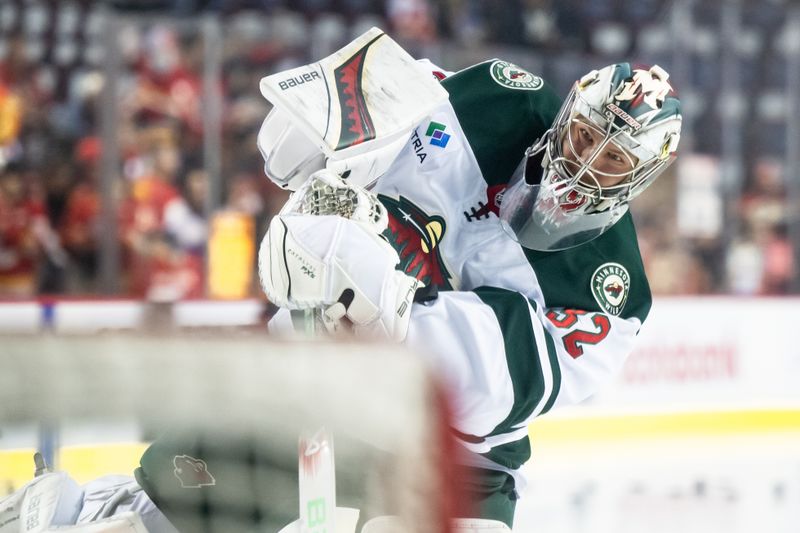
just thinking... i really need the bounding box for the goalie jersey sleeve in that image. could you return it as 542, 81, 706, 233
404, 211, 651, 472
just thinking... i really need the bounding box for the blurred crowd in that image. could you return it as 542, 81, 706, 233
0, 0, 288, 299
0, 0, 795, 299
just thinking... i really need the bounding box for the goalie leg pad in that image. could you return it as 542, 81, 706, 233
359, 516, 512, 533
79, 475, 178, 533
451, 518, 513, 532
49, 512, 150, 533
0, 471, 84, 532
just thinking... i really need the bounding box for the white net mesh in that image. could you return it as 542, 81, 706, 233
0, 333, 450, 532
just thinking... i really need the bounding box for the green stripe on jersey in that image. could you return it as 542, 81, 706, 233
474, 287, 561, 437
442, 61, 561, 187
539, 331, 560, 416
480, 434, 531, 471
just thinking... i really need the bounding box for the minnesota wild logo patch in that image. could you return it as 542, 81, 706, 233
378, 194, 454, 290
591, 262, 630, 316
490, 60, 543, 91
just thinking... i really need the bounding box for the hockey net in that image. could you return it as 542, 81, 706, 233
0, 332, 457, 533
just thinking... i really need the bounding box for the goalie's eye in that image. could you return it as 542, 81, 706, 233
579, 127, 594, 144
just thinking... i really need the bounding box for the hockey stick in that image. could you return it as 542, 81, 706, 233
304, 309, 317, 337
298, 428, 336, 533
299, 296, 330, 532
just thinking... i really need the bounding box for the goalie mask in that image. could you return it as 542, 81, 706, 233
500, 63, 682, 251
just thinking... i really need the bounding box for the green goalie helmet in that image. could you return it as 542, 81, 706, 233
500, 63, 682, 251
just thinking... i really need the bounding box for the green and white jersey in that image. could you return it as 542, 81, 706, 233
371, 60, 652, 481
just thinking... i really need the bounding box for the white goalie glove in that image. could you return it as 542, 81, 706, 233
259, 170, 422, 341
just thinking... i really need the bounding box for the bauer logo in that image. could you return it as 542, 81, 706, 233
490, 60, 543, 91
591, 262, 630, 316
425, 121, 451, 148
173, 455, 216, 488
278, 70, 321, 91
